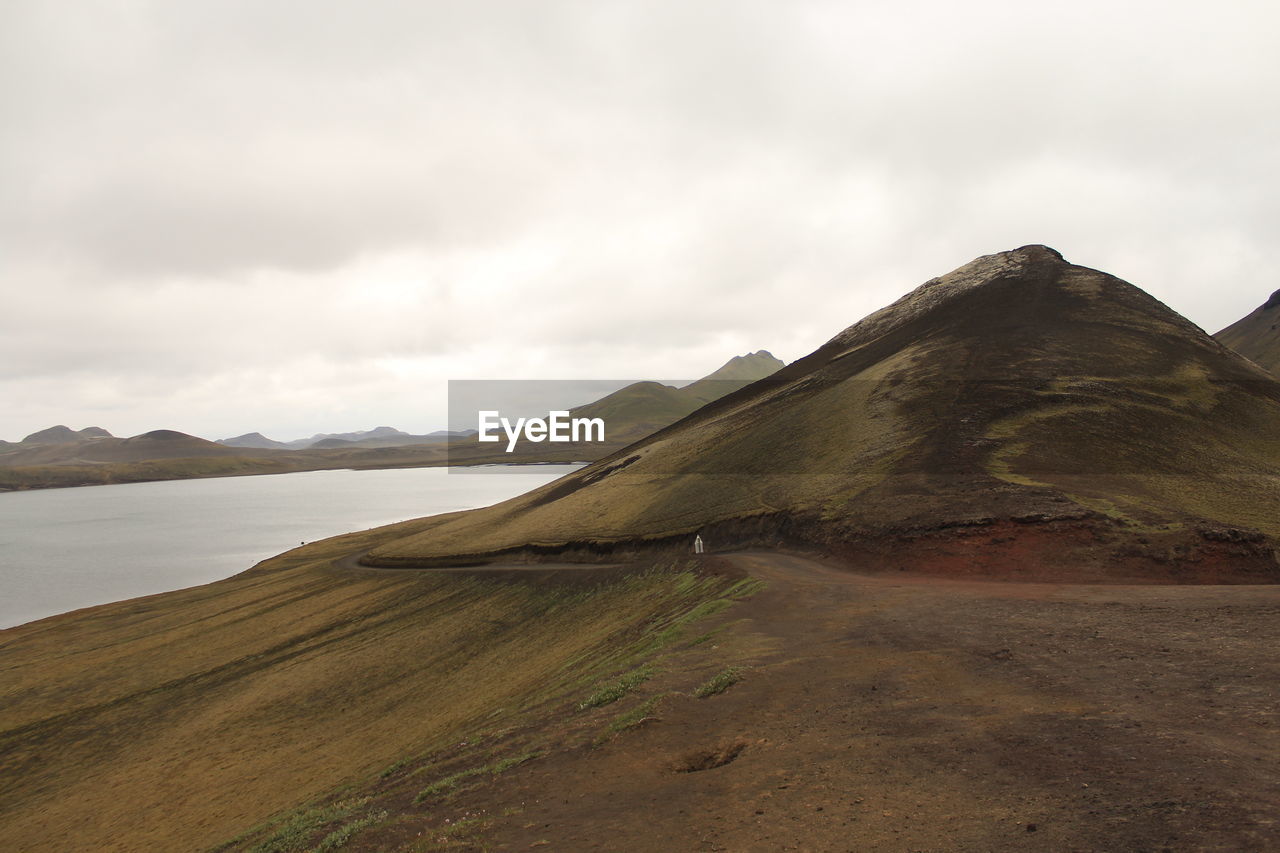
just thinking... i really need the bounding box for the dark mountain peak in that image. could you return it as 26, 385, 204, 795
823, 245, 1231, 379
1263, 289, 1280, 311
78, 427, 112, 438
830, 245, 1072, 354
1010, 243, 1064, 261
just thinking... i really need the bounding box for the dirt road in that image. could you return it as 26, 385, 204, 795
441, 551, 1280, 852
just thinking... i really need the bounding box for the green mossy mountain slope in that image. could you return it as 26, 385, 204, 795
1216, 289, 1280, 375
367, 246, 1280, 580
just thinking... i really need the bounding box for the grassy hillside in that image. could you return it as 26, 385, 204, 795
1216, 289, 1280, 374
0, 522, 753, 851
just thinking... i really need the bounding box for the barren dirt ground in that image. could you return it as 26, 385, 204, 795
397, 552, 1280, 852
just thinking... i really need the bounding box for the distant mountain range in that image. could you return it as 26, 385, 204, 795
0, 350, 785, 489
0, 427, 276, 467
217, 426, 476, 451
215, 352, 785, 453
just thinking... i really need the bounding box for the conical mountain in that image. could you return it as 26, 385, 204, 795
682, 350, 784, 403
555, 351, 786, 443
1215, 289, 1280, 375
218, 431, 292, 450
20, 425, 82, 444
367, 246, 1280, 581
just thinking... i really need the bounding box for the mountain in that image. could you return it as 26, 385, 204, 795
445, 350, 787, 461
6, 247, 1279, 852
20, 425, 81, 444
107, 430, 251, 462
19, 425, 113, 444
217, 427, 463, 451
571, 351, 785, 442
2, 429, 268, 466
1215, 289, 1280, 374
218, 432, 293, 450
307, 437, 359, 449
367, 245, 1280, 582
682, 349, 785, 402
562, 381, 706, 445
284, 426, 413, 449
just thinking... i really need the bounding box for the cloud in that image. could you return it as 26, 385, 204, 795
2, 0, 1278, 439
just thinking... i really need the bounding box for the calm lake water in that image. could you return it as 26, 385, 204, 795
0, 465, 579, 629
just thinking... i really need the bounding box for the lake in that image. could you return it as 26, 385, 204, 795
0, 465, 580, 629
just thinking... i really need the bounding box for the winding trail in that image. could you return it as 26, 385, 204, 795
331, 547, 615, 575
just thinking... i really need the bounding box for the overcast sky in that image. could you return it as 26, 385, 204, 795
3, 1, 1277, 441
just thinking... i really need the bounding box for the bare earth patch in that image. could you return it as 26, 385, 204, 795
373, 551, 1280, 852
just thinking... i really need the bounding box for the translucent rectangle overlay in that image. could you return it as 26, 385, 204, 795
444, 377, 1280, 475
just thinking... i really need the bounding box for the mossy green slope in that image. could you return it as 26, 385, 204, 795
367, 246, 1280, 575
0, 523, 743, 852
1216, 289, 1280, 375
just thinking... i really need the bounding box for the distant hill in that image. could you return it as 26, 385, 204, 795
283, 426, 413, 450
19, 425, 113, 445
1, 429, 274, 467
565, 381, 704, 444
683, 350, 785, 402
218, 432, 293, 450
20, 425, 82, 445
307, 438, 360, 449
107, 430, 250, 462
215, 427, 452, 451
573, 351, 785, 442
1215, 289, 1280, 374
367, 246, 1280, 583
445, 350, 787, 463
